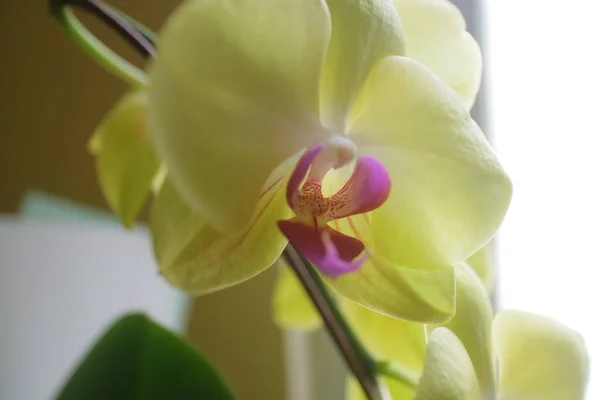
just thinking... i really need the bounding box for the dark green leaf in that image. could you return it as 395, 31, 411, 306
55, 313, 236, 400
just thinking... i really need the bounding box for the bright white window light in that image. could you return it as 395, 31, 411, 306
487, 1, 600, 398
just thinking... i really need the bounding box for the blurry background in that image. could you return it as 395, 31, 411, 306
488, 1, 600, 398
0, 1, 286, 399
0, 0, 597, 399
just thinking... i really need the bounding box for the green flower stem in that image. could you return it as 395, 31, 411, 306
51, 2, 147, 86
80, 0, 155, 56
375, 360, 420, 388
282, 245, 384, 400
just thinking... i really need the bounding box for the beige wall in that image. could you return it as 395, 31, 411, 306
0, 1, 285, 398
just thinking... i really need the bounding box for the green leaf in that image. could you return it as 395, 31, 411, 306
55, 314, 236, 400
90, 91, 160, 228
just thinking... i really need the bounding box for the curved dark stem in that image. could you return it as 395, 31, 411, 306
282, 246, 383, 400
50, 0, 155, 58
107, 5, 155, 44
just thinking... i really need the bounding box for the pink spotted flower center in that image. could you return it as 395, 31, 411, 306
277, 137, 391, 278
293, 181, 329, 220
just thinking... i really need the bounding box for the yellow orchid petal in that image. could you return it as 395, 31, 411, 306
147, 0, 332, 232
324, 213, 455, 322
342, 299, 426, 369
349, 56, 511, 277
495, 310, 589, 400
272, 264, 322, 331
333, 254, 456, 324
394, 0, 482, 107
347, 376, 414, 400
89, 91, 160, 228
441, 263, 495, 395
320, 0, 404, 129
415, 328, 481, 400
150, 166, 292, 294
465, 244, 494, 293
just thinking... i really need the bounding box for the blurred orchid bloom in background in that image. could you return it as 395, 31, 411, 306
346, 263, 589, 400
91, 0, 512, 322
414, 313, 589, 400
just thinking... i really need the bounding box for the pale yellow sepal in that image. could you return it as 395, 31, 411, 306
466, 244, 494, 293
150, 171, 292, 294
331, 253, 456, 324
343, 299, 426, 368
272, 265, 321, 331
147, 0, 332, 232
495, 310, 589, 400
349, 56, 511, 275
89, 91, 160, 228
394, 0, 482, 107
320, 0, 404, 129
441, 263, 495, 394
415, 328, 481, 400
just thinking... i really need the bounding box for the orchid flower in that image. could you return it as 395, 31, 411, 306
347, 263, 589, 400
93, 0, 511, 322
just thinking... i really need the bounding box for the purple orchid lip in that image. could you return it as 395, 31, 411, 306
277, 219, 367, 278
278, 143, 391, 278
